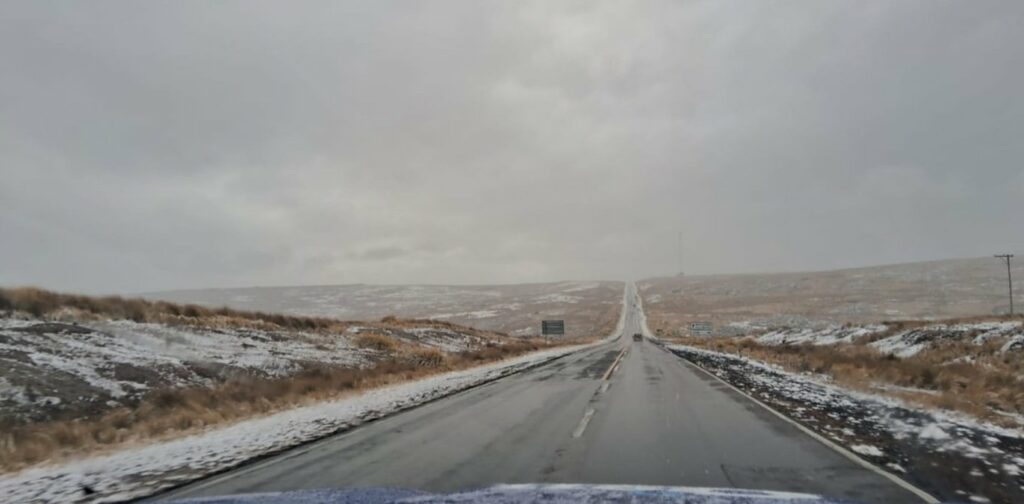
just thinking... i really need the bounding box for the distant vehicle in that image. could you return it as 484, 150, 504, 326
632, 333, 643, 341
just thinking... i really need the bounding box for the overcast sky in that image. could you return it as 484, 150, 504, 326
2, 1, 1023, 294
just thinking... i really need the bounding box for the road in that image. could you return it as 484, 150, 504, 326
157, 287, 924, 503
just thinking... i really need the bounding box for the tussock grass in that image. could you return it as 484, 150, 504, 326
405, 347, 447, 368
354, 332, 399, 352
0, 287, 347, 331
0, 338, 558, 472
0, 287, 509, 341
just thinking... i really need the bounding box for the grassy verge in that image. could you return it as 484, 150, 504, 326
0, 287, 346, 331
0, 287, 489, 336
0, 338, 568, 473
670, 329, 1024, 426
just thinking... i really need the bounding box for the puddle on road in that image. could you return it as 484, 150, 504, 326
577, 350, 619, 379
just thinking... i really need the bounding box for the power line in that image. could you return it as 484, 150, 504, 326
995, 254, 1014, 316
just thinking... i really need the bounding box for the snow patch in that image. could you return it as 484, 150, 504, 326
919, 423, 951, 441
534, 293, 581, 304
756, 325, 886, 346
850, 444, 884, 457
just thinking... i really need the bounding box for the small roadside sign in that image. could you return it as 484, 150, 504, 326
542, 320, 565, 336
689, 321, 713, 336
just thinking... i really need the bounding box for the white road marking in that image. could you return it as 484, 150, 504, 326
572, 408, 597, 438
669, 347, 939, 503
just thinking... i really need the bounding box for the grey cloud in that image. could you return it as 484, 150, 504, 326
347, 246, 410, 262
1, 1, 1022, 293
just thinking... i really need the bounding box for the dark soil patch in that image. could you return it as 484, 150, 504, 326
185, 361, 236, 382
110, 363, 168, 388
0, 348, 33, 364
0, 360, 113, 424
13, 322, 93, 335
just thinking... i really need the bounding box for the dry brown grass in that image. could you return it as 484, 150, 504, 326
675, 334, 1024, 425
640, 257, 1023, 332
354, 332, 399, 352
0, 338, 559, 472
405, 347, 448, 368
0, 287, 349, 332
0, 286, 571, 471
0, 287, 511, 345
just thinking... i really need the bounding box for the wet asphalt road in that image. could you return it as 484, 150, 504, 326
157, 289, 924, 503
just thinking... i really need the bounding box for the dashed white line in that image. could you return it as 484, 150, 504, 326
572, 408, 596, 438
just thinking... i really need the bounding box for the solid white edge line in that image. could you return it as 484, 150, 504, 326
669, 347, 939, 504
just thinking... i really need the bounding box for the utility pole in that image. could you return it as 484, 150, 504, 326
995, 254, 1014, 316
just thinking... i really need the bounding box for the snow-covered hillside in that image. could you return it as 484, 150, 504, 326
143, 281, 624, 338
640, 256, 1022, 334
750, 320, 1024, 358
0, 315, 500, 425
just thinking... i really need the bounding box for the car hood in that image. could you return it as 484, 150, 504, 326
168, 483, 849, 503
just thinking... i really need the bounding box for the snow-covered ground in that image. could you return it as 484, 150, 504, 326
0, 343, 595, 503
0, 316, 495, 424
747, 321, 1024, 358
375, 326, 489, 353
868, 322, 1023, 358
755, 325, 887, 346
668, 344, 1024, 504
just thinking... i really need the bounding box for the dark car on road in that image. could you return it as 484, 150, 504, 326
633, 333, 643, 342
